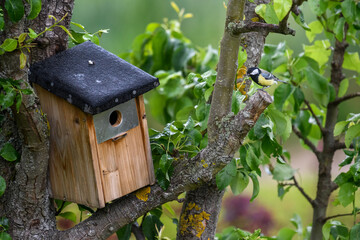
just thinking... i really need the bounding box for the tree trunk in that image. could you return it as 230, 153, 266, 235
0, 0, 74, 238
177, 0, 269, 238
177, 182, 224, 239
310, 36, 348, 240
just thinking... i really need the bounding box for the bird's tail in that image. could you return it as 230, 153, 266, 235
275, 79, 288, 84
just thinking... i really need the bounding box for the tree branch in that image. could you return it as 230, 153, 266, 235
292, 177, 316, 207
55, 91, 272, 240
230, 21, 296, 36
304, 99, 324, 133
292, 125, 320, 158
207, 0, 245, 144
329, 92, 360, 106
323, 212, 360, 223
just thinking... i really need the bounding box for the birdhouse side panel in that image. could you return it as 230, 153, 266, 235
135, 96, 155, 184
34, 85, 105, 208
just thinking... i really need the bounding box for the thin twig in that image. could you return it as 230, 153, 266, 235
293, 177, 316, 207
304, 99, 325, 133
329, 92, 360, 106
323, 212, 360, 223
292, 125, 320, 158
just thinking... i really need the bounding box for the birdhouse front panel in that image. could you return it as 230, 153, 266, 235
29, 41, 159, 208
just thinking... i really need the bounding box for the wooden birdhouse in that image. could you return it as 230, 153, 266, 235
29, 41, 159, 208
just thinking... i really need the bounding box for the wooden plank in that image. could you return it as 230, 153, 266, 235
136, 96, 155, 184
90, 98, 154, 203
34, 85, 104, 208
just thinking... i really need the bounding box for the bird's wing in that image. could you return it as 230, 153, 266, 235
260, 69, 279, 80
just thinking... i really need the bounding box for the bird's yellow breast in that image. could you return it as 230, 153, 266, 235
258, 75, 274, 86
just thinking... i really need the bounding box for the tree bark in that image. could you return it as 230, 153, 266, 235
0, 1, 273, 239
310, 35, 349, 240
0, 0, 74, 238
176, 0, 269, 239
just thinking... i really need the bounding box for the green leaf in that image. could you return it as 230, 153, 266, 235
155, 170, 170, 190
345, 124, 360, 148
338, 182, 356, 207
267, 107, 292, 141
172, 43, 196, 71
17, 33, 27, 43
5, 0, 25, 22
230, 170, 249, 195
0, 232, 12, 240
0, 38, 18, 52
339, 156, 353, 168
246, 145, 262, 173
273, 163, 295, 181
323, 221, 340, 240
308, 0, 327, 16
274, 84, 293, 111
293, 111, 312, 137
15, 93, 22, 112
343, 52, 360, 73
58, 211, 77, 223
334, 17, 346, 41
249, 172, 259, 201
216, 159, 237, 190
0, 16, 4, 30
291, 11, 310, 31
142, 214, 163, 240
151, 28, 168, 73
255, 4, 279, 24
338, 79, 349, 98
19, 51, 26, 69
290, 214, 303, 234
277, 227, 297, 240
0, 142, 18, 162
350, 223, 360, 240
28, 28, 38, 39
238, 47, 247, 67
0, 175, 6, 197
116, 224, 132, 240
204, 86, 214, 102
334, 121, 348, 136
334, 172, 352, 186
293, 87, 305, 112
27, 0, 41, 19
304, 40, 331, 66
305, 66, 328, 95
305, 21, 323, 42
341, 0, 356, 24
274, 0, 292, 21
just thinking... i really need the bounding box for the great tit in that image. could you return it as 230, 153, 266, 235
247, 67, 287, 90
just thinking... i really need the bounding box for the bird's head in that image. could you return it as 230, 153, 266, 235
247, 67, 261, 76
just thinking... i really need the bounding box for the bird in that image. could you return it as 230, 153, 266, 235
247, 67, 287, 90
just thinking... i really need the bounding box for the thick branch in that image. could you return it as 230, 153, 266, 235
207, 0, 245, 143
329, 92, 360, 106
56, 91, 272, 240
231, 21, 295, 36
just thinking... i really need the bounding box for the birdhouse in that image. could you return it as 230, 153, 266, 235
29, 41, 159, 208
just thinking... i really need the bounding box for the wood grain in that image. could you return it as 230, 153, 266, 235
35, 85, 155, 208
34, 84, 104, 208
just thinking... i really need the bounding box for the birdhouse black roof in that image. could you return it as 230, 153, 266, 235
29, 41, 159, 114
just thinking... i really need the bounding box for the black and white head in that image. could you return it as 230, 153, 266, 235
247, 67, 261, 76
